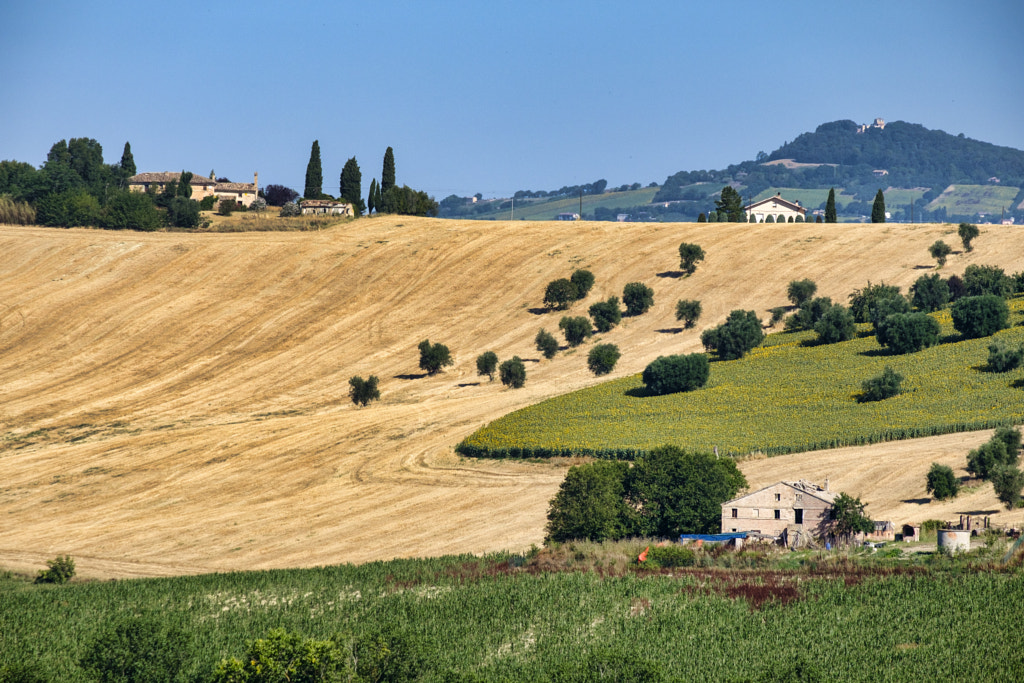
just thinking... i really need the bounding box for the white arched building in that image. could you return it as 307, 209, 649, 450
744, 193, 807, 223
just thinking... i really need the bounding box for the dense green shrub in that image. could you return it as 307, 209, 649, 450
947, 275, 966, 301
769, 306, 787, 326
785, 297, 834, 332
966, 428, 1020, 480
678, 242, 705, 275
587, 344, 621, 376
951, 295, 1009, 339
536, 329, 559, 359
786, 279, 817, 307
81, 617, 195, 683
569, 269, 594, 299
911, 273, 950, 312
926, 463, 960, 501
217, 199, 238, 216
499, 356, 526, 388
476, 351, 498, 380
543, 278, 577, 310
642, 353, 709, 395
991, 465, 1024, 510
987, 340, 1024, 372
813, 303, 856, 343
622, 282, 654, 316
675, 299, 702, 328
348, 375, 380, 406
558, 316, 592, 347
962, 264, 1014, 298
279, 201, 301, 217
213, 629, 352, 683
830, 492, 874, 536
848, 282, 901, 323
545, 461, 630, 542
645, 545, 697, 568
588, 297, 622, 332
418, 339, 453, 374
702, 310, 763, 360
33, 555, 75, 584
877, 313, 940, 354
858, 366, 904, 402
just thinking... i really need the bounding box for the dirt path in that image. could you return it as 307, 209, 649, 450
1, 219, 1020, 578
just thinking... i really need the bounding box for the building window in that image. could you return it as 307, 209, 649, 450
753, 508, 759, 518
731, 508, 737, 518
774, 510, 781, 520
795, 509, 804, 524
774, 493, 781, 501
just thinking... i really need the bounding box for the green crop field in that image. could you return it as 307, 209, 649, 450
926, 184, 1020, 216
470, 187, 660, 221
457, 301, 1024, 459
2, 549, 1023, 681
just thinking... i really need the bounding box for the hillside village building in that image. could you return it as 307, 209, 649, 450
744, 193, 807, 223
129, 172, 260, 208
299, 199, 353, 216
721, 480, 835, 538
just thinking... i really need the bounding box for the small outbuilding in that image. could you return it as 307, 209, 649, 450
743, 193, 807, 223
299, 199, 353, 216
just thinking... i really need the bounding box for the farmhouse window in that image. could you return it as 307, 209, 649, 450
775, 493, 781, 501
774, 510, 781, 520
731, 508, 738, 518
795, 509, 804, 524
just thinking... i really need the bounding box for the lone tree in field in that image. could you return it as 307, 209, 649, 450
858, 366, 904, 403
35, 555, 75, 584
678, 242, 705, 275
825, 187, 837, 223
929, 240, 952, 268
926, 463, 961, 501
700, 310, 763, 360
381, 146, 396, 193
787, 279, 818, 307
642, 353, 709, 395
588, 297, 622, 332
340, 157, 364, 215
958, 222, 980, 252
543, 278, 577, 310
559, 316, 592, 347
570, 269, 595, 299
499, 356, 526, 388
476, 351, 498, 380
622, 282, 654, 316
348, 375, 380, 406
675, 299, 702, 328
988, 339, 1024, 372
535, 329, 559, 359
304, 140, 323, 199
417, 340, 453, 375
587, 343, 621, 376
871, 189, 886, 223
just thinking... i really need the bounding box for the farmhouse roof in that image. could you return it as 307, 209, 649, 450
215, 182, 256, 192
743, 193, 806, 214
129, 172, 216, 186
723, 480, 836, 507
299, 199, 346, 207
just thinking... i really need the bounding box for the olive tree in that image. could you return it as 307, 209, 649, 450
813, 303, 856, 343
926, 463, 961, 501
543, 278, 577, 310
700, 310, 763, 360
570, 269, 595, 299
858, 366, 904, 402
958, 222, 980, 252
928, 240, 952, 267
587, 343, 621, 376
348, 375, 381, 406
641, 353, 709, 395
499, 356, 526, 388
476, 351, 498, 380
910, 273, 950, 312
417, 339, 453, 374
787, 279, 817, 307
588, 297, 622, 332
677, 242, 705, 275
951, 295, 1009, 339
675, 299, 702, 328
535, 329, 559, 359
622, 282, 654, 316
558, 316, 593, 346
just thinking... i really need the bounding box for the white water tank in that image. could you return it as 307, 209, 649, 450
937, 529, 971, 554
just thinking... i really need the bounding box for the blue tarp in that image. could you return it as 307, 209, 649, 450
679, 532, 748, 543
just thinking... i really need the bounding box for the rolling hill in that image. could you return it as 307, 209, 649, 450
1, 218, 1022, 579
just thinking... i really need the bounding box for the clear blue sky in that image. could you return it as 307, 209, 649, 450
2, 1, 1021, 199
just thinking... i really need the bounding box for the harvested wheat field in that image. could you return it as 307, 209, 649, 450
0, 218, 1021, 578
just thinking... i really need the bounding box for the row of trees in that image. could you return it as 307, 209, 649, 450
302, 142, 436, 217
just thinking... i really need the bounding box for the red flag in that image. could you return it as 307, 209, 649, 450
638, 546, 649, 562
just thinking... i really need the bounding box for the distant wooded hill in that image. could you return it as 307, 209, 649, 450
440, 120, 1024, 223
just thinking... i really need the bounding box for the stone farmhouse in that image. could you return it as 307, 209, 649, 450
744, 193, 807, 223
299, 199, 353, 216
128, 172, 260, 208
721, 479, 835, 538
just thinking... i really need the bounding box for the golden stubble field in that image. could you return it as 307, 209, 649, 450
0, 218, 1021, 578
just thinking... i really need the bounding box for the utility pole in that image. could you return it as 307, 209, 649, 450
510, 197, 514, 221
579, 189, 583, 219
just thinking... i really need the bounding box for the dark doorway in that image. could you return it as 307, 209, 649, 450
795, 509, 804, 524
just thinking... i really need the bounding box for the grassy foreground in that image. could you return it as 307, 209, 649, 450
2, 545, 1023, 681
458, 301, 1024, 459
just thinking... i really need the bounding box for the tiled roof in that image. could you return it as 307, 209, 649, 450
128, 172, 216, 185
215, 182, 256, 193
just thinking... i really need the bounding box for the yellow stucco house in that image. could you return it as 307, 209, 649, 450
128, 172, 260, 207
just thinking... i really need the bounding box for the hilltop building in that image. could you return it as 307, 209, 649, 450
743, 193, 807, 223
857, 118, 886, 133
129, 172, 260, 208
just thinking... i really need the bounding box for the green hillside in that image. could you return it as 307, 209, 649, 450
458, 302, 1024, 459
469, 186, 660, 221
926, 184, 1020, 216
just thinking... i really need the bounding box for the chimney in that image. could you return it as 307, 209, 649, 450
254, 172, 259, 192
823, 477, 829, 492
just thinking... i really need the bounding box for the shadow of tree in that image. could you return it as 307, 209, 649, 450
901, 498, 932, 505
394, 373, 428, 380
457, 382, 480, 387
656, 270, 686, 279
527, 307, 550, 315
625, 386, 656, 398
656, 327, 684, 334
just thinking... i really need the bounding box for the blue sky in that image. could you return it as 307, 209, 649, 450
1, 1, 1022, 199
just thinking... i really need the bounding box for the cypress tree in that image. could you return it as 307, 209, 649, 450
340, 157, 364, 215
382, 146, 396, 193
871, 189, 886, 223
304, 140, 323, 199
367, 178, 377, 214
825, 187, 837, 223
119, 142, 136, 177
